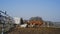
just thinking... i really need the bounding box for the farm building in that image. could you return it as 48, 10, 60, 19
13, 17, 20, 24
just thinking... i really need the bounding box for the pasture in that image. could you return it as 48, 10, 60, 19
7, 27, 60, 34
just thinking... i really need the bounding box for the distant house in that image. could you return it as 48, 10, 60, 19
13, 17, 20, 24
40, 21, 54, 27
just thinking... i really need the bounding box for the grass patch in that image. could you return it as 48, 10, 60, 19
7, 27, 60, 34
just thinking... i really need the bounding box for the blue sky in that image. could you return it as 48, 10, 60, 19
0, 0, 60, 22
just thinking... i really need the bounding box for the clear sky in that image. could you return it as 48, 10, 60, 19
0, 0, 60, 22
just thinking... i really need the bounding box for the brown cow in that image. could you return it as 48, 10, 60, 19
27, 20, 43, 27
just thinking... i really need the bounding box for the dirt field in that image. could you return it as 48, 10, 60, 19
5, 27, 60, 34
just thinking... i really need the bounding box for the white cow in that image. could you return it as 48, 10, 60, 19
20, 24, 27, 28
